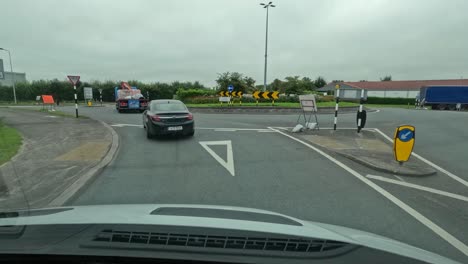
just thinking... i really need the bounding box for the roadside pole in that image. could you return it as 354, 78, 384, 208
228, 85, 234, 107
334, 84, 340, 130
357, 89, 364, 133
74, 85, 78, 116
67, 75, 80, 118
99, 88, 103, 106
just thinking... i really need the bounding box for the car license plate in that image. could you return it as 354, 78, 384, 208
168, 126, 183, 131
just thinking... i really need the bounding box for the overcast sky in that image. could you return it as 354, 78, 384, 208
1, 0, 467, 86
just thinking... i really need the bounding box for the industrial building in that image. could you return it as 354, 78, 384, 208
0, 71, 27, 86
319, 79, 468, 98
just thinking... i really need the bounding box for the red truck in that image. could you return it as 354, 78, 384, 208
115, 82, 149, 113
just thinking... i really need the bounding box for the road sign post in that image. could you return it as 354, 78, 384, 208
334, 84, 340, 130
228, 85, 233, 106
357, 89, 365, 133
393, 125, 415, 164
98, 88, 103, 106
67, 75, 80, 118
0, 59, 4, 80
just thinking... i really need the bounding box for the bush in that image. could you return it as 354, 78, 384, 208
176, 89, 216, 101
182, 94, 338, 104
184, 96, 219, 104
316, 95, 334, 102
366, 97, 415, 104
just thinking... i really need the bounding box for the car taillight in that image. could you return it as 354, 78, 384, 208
187, 113, 193, 120
120, 101, 127, 106
150, 115, 161, 122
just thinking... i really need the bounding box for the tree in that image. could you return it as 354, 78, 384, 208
269, 79, 283, 92
284, 76, 301, 95
301, 77, 316, 91
314, 76, 327, 88
380, 75, 392, 81
215, 72, 256, 93
243, 76, 256, 92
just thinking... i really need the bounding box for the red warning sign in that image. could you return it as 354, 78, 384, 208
42, 95, 55, 104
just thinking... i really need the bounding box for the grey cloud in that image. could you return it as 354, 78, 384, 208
1, 0, 467, 86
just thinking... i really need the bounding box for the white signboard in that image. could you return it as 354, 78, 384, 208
84, 87, 93, 100
35, 95, 41, 101
299, 95, 317, 112
219, 96, 230, 102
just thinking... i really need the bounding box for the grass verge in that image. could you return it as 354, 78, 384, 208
0, 119, 22, 166
186, 102, 359, 108
366, 104, 414, 109
36, 109, 89, 118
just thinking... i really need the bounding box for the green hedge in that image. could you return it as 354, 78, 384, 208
176, 89, 216, 101
183, 94, 336, 104
184, 96, 218, 104
0, 80, 209, 103
366, 97, 415, 104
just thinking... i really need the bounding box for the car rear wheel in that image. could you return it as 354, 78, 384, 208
146, 124, 154, 139
187, 130, 195, 137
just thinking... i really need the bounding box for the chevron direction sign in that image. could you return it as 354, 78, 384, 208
252, 91, 279, 100
219, 91, 243, 97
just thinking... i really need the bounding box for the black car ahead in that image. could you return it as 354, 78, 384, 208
142, 100, 194, 138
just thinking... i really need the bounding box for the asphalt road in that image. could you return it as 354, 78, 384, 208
57, 105, 468, 263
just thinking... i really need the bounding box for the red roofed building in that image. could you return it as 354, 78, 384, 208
320, 79, 468, 98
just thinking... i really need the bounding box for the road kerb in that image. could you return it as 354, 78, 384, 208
48, 120, 120, 206
336, 151, 437, 177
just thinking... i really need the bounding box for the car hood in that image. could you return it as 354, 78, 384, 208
0, 204, 460, 264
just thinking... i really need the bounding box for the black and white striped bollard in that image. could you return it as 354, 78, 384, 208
99, 89, 103, 106
334, 84, 340, 130
357, 89, 364, 133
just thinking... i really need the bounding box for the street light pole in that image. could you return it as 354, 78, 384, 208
260, 2, 275, 92
0, 48, 17, 104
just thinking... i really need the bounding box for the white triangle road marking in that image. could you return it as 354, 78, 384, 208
199, 140, 235, 176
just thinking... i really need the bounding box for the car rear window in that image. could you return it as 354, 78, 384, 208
152, 102, 187, 111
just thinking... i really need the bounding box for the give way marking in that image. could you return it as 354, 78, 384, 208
199, 140, 235, 176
